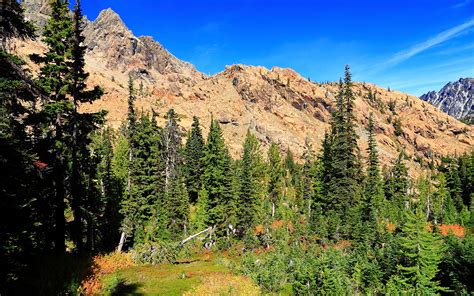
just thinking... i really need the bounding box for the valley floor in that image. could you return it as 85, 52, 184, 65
97, 254, 262, 296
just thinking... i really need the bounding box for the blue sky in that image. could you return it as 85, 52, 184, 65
79, 0, 473, 96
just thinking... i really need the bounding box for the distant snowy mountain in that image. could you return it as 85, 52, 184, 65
421, 78, 474, 122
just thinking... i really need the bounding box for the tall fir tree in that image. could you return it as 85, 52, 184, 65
163, 109, 182, 190
237, 130, 265, 235
125, 114, 163, 244
388, 209, 446, 294
384, 150, 409, 221
322, 66, 362, 238
362, 113, 385, 240
267, 142, 284, 218
299, 138, 318, 216
183, 116, 205, 203
30, 0, 74, 253
446, 159, 463, 211
202, 118, 235, 235
69, 0, 105, 252
431, 173, 450, 224
162, 109, 188, 239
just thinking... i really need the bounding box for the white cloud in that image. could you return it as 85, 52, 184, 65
370, 18, 474, 73
452, 0, 472, 9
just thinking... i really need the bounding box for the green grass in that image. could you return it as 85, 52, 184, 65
101, 259, 229, 295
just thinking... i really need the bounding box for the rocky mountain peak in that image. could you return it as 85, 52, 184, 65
92, 8, 128, 33
15, 1, 473, 174
421, 78, 474, 121
82, 7, 204, 82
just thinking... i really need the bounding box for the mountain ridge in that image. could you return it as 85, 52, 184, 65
16, 1, 474, 174
421, 78, 474, 123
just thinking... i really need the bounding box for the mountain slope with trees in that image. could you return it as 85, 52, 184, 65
13, 0, 473, 174
1, 1, 473, 295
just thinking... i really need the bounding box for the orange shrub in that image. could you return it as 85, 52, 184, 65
386, 221, 396, 233
270, 220, 285, 230
254, 224, 264, 235
81, 252, 134, 295
438, 224, 465, 237
425, 222, 433, 232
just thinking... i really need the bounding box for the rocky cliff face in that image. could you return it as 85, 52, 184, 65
23, 0, 52, 29
16, 1, 474, 174
82, 9, 203, 81
421, 78, 474, 122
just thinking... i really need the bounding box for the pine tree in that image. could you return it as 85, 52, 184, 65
267, 142, 284, 218
0, 3, 42, 289
162, 109, 188, 239
284, 148, 298, 186
69, 0, 105, 252
446, 159, 463, 211
431, 173, 450, 224
390, 209, 446, 294
458, 153, 474, 207
183, 116, 205, 203
384, 150, 409, 220
125, 114, 163, 244
362, 113, 384, 238
163, 109, 182, 191
0, 0, 35, 42
322, 66, 362, 238
237, 130, 265, 235
299, 138, 317, 216
30, 0, 74, 253
164, 173, 189, 239
202, 119, 235, 235
89, 128, 123, 251
0, 54, 40, 289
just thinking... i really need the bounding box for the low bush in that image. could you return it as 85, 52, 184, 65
131, 241, 181, 265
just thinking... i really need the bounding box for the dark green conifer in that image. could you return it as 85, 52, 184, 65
184, 116, 205, 203
30, 0, 74, 253
364, 113, 384, 228
237, 130, 265, 234
267, 142, 284, 218
69, 0, 105, 252
202, 119, 235, 235
389, 209, 446, 294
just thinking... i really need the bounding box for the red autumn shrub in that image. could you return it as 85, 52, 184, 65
81, 252, 134, 295
438, 224, 465, 237
33, 160, 48, 169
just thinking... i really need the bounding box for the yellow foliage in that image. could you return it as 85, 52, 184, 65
183, 272, 260, 296
254, 224, 264, 235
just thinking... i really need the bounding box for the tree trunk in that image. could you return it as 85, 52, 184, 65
53, 169, 66, 254
117, 231, 126, 252
53, 120, 66, 254
180, 226, 212, 247
272, 202, 275, 218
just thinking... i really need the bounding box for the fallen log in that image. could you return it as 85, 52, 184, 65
180, 226, 213, 247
